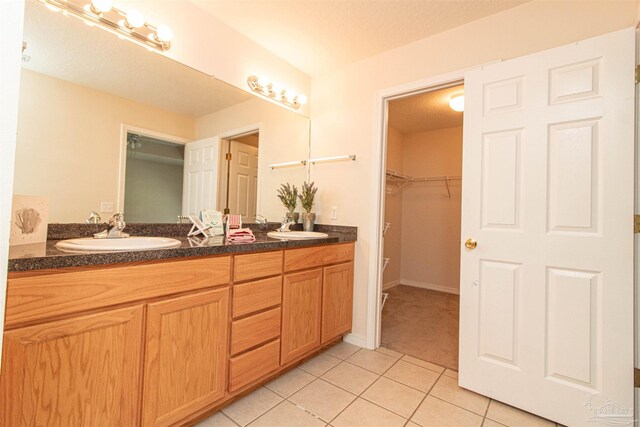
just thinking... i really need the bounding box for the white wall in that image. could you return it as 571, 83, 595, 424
0, 0, 25, 368
196, 98, 309, 222
309, 0, 638, 347
400, 127, 462, 294
14, 70, 195, 222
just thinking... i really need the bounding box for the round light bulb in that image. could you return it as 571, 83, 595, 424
284, 89, 296, 102
297, 94, 308, 105
271, 83, 284, 98
257, 75, 270, 88
126, 9, 145, 28
449, 94, 464, 112
90, 0, 112, 13
156, 25, 173, 42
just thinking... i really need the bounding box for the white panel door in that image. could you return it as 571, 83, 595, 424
460, 28, 635, 427
182, 137, 219, 217
228, 140, 258, 222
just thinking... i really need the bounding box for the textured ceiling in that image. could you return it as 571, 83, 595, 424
22, 0, 251, 118
388, 84, 464, 134
191, 0, 529, 76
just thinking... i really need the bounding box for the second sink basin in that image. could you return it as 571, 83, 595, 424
56, 236, 182, 252
267, 231, 329, 240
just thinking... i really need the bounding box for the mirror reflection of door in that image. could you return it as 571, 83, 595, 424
219, 132, 259, 222
124, 132, 185, 223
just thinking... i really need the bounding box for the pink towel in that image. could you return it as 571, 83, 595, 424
227, 214, 242, 230
227, 228, 255, 244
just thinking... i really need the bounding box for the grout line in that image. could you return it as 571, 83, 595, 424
428, 394, 486, 419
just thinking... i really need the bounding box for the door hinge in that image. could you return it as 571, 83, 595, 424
635, 368, 640, 387
636, 65, 640, 84
635, 215, 640, 233
226, 153, 232, 161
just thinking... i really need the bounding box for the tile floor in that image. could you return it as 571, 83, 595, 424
196, 342, 560, 427
381, 285, 459, 371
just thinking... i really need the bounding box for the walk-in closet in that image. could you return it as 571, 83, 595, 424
381, 84, 464, 370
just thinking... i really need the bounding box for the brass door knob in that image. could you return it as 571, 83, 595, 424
465, 238, 477, 250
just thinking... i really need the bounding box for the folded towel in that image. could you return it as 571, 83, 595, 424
226, 228, 255, 244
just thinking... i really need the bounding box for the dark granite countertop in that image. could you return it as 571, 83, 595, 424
8, 223, 357, 273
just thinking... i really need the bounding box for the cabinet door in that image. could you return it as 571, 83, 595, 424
322, 262, 354, 343
142, 288, 229, 427
281, 269, 322, 364
0, 306, 144, 427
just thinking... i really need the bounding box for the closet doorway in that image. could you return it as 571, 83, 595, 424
381, 83, 464, 370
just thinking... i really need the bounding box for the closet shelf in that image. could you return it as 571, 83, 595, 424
385, 169, 461, 198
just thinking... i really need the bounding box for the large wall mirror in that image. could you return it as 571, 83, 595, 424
14, 0, 310, 224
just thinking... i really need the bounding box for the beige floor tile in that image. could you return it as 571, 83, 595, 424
361, 376, 425, 418
376, 347, 404, 359
332, 398, 406, 427
195, 411, 238, 427
406, 423, 421, 427
321, 361, 379, 394
324, 341, 361, 360
430, 375, 489, 416
401, 355, 445, 374
411, 396, 483, 427
248, 401, 326, 427
289, 379, 357, 422
346, 349, 397, 374
222, 387, 283, 426
265, 368, 315, 398
299, 353, 342, 376
443, 369, 458, 379
482, 419, 506, 427
384, 360, 440, 393
485, 400, 555, 427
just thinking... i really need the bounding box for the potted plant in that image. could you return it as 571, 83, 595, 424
298, 181, 318, 231
277, 183, 299, 223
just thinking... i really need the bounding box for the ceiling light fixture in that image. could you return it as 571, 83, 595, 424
449, 94, 464, 112
38, 0, 173, 51
247, 75, 308, 110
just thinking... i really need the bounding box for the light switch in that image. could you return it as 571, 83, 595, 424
100, 202, 114, 213
330, 206, 338, 220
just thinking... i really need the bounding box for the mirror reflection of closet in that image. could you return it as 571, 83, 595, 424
217, 132, 260, 221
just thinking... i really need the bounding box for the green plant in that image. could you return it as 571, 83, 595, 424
277, 183, 298, 213
298, 181, 318, 213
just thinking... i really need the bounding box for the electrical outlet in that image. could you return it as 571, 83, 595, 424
100, 202, 114, 213
330, 206, 338, 220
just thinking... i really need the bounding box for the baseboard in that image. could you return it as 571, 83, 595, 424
343, 333, 367, 348
382, 279, 401, 290
400, 279, 460, 295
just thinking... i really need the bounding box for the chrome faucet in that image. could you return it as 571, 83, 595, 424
255, 214, 268, 224
86, 211, 102, 224
277, 217, 295, 232
94, 213, 129, 239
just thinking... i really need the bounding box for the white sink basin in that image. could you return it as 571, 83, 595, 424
267, 231, 329, 240
56, 236, 182, 252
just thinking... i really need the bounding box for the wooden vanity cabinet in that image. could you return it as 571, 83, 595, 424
0, 305, 144, 427
322, 262, 355, 343
281, 269, 323, 364
141, 288, 229, 427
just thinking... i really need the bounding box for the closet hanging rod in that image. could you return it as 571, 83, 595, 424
309, 155, 356, 165
385, 169, 461, 183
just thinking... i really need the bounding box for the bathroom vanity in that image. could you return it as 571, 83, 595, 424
1, 233, 355, 426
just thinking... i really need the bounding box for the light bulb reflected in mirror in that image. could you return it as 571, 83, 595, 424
449, 94, 464, 112
126, 9, 145, 28
156, 25, 173, 42
297, 94, 308, 105
90, 0, 112, 13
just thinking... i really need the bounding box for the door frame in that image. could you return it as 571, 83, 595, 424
117, 124, 191, 213
214, 123, 262, 214
368, 69, 468, 349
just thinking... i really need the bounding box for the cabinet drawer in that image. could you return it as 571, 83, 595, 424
234, 251, 283, 282
231, 307, 281, 355
233, 276, 282, 318
5, 256, 231, 327
229, 339, 280, 392
284, 243, 354, 272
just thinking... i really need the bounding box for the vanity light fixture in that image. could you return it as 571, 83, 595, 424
38, 0, 173, 51
247, 75, 308, 110
449, 93, 464, 112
